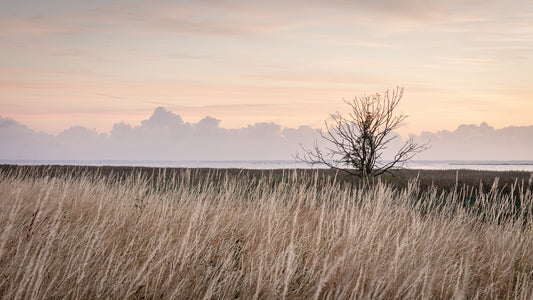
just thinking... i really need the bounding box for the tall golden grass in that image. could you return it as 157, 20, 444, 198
0, 168, 532, 299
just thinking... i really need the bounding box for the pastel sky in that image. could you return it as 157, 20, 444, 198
1, 0, 532, 136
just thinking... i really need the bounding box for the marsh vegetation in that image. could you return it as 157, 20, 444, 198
0, 166, 532, 298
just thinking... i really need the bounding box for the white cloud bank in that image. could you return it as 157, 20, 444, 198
1, 107, 532, 161
412, 122, 533, 161
0, 107, 318, 161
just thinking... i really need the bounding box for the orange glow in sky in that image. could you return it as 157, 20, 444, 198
1, 0, 532, 135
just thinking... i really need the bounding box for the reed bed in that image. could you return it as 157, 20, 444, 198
0, 168, 532, 299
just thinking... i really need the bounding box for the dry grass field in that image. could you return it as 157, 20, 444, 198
1, 166, 533, 299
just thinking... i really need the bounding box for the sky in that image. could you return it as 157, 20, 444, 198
1, 0, 532, 138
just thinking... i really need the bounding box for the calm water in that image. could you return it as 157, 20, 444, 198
2, 160, 533, 171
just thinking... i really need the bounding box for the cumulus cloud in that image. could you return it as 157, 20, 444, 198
1, 109, 532, 162
0, 108, 319, 161
412, 122, 533, 160
0, 116, 55, 159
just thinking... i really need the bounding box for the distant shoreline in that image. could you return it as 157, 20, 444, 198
2, 159, 533, 171
2, 164, 531, 194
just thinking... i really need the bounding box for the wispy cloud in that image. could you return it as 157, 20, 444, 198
4, 0, 531, 37
436, 56, 507, 66
0, 17, 83, 36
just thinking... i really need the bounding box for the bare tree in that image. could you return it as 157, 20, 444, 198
298, 87, 429, 177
